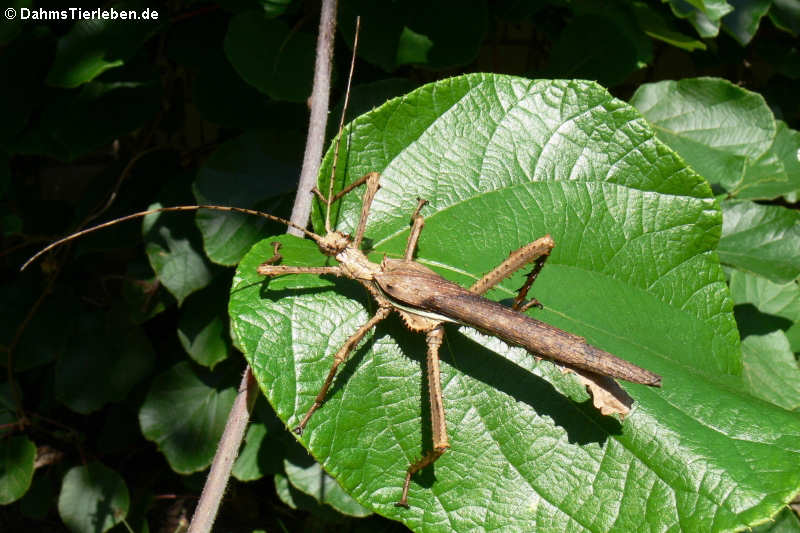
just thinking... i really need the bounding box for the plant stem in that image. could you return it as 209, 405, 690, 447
289, 0, 338, 236
186, 1, 339, 531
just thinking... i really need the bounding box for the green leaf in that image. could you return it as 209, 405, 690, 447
224, 11, 315, 102
0, 435, 35, 505
193, 130, 302, 266
143, 203, 215, 305
192, 63, 303, 130
630, 78, 776, 190
231, 74, 800, 529
721, 0, 772, 46
46, 2, 161, 88
58, 462, 129, 533
139, 361, 237, 474
729, 270, 800, 322
770, 0, 800, 35
231, 423, 269, 482
232, 400, 287, 481
736, 121, 800, 200
718, 200, 800, 284
273, 472, 347, 521
752, 506, 800, 532
787, 323, 800, 354
741, 331, 800, 410
284, 455, 371, 518
544, 14, 648, 87
678, 0, 736, 20
631, 2, 707, 51
177, 278, 231, 368
167, 11, 304, 129
664, 0, 729, 37
55, 308, 154, 414
326, 79, 419, 141
338, 0, 487, 71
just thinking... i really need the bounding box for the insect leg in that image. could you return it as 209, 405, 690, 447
396, 326, 450, 508
468, 235, 555, 311
352, 172, 381, 248
312, 171, 380, 239
257, 264, 343, 277
255, 241, 344, 277
293, 306, 391, 435
403, 198, 428, 261
311, 170, 375, 205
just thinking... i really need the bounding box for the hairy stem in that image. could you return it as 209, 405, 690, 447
187, 1, 339, 531
289, 0, 338, 235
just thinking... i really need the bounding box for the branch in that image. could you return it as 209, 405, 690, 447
288, 0, 338, 234
187, 1, 339, 531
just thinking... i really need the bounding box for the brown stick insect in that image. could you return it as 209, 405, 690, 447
22, 35, 661, 506
23, 160, 662, 509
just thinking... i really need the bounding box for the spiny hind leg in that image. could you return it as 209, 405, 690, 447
468, 235, 555, 311
395, 326, 449, 508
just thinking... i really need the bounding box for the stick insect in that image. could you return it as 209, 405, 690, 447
22, 30, 661, 508
24, 167, 662, 509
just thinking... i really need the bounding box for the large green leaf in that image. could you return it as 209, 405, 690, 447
230, 75, 800, 530
55, 308, 154, 414
630, 78, 776, 190
139, 361, 237, 474
224, 11, 315, 102
193, 130, 302, 266
544, 4, 652, 87
58, 462, 129, 533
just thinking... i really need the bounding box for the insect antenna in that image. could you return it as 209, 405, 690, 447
20, 205, 324, 272
23, 18, 363, 272
322, 15, 361, 234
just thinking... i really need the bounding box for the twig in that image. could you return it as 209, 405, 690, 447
186, 1, 340, 531
187, 368, 258, 533
288, 0, 338, 236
